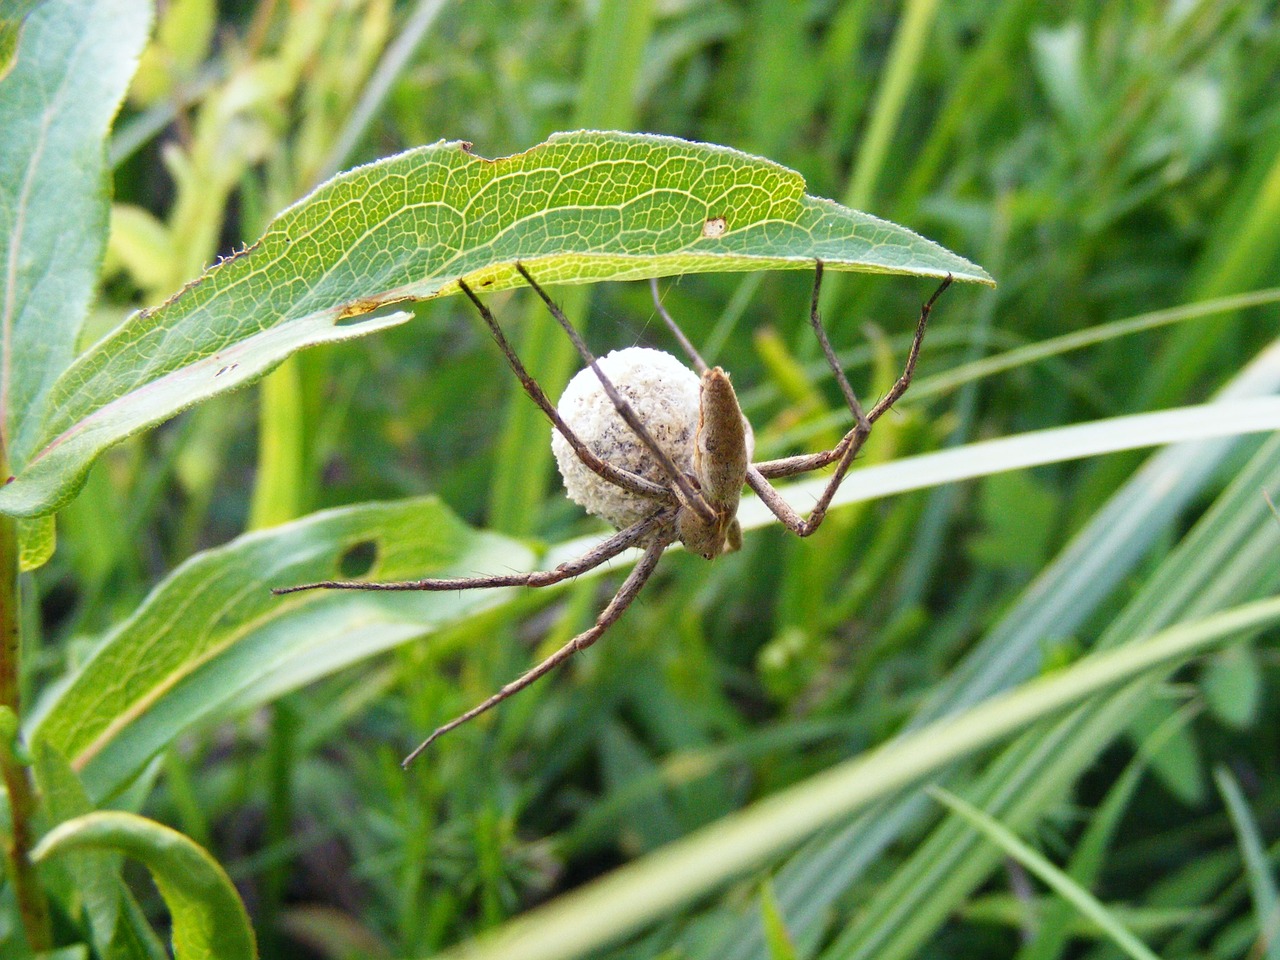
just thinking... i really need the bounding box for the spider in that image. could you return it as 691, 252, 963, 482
276, 261, 951, 766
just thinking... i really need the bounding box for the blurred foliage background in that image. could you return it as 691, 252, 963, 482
31, 0, 1280, 957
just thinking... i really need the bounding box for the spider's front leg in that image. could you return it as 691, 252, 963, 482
516, 263, 717, 527
750, 266, 952, 537
457, 279, 673, 505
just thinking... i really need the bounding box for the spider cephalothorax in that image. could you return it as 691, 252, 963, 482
276, 261, 951, 765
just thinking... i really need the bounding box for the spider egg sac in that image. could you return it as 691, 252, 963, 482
552, 347, 701, 529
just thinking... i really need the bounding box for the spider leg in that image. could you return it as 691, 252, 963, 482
752, 261, 873, 479
401, 535, 669, 765
749, 273, 952, 536
457, 279, 673, 504
756, 271, 951, 480
272, 508, 671, 595
809, 260, 870, 426
649, 277, 709, 374
516, 263, 717, 526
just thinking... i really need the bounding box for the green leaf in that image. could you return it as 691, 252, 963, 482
0, 130, 991, 518
18, 514, 53, 571
32, 741, 121, 954
1125, 699, 1204, 806
30, 496, 535, 799
966, 471, 1057, 571
31, 811, 257, 960
0, 0, 149, 474
33, 740, 166, 960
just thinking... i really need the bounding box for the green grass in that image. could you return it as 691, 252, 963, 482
13, 1, 1280, 959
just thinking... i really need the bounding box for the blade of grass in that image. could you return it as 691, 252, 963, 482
928, 787, 1162, 960
315, 0, 448, 183
1140, 120, 1280, 409
893, 0, 1039, 213
248, 355, 305, 529
435, 596, 1280, 960
759, 879, 799, 960
738, 395, 1280, 530
1016, 703, 1201, 960
819, 689, 1152, 960
820, 0, 942, 317
1214, 767, 1280, 960
845, 0, 942, 212
819, 415, 1280, 960
743, 0, 813, 160
912, 287, 1280, 405
688, 335, 1280, 960
764, 286, 1280, 455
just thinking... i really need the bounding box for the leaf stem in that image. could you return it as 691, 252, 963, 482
0, 439, 52, 952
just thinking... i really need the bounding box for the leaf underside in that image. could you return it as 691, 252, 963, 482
0, 130, 991, 518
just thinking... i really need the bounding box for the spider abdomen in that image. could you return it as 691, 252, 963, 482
552, 347, 700, 529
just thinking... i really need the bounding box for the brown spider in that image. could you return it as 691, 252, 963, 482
276, 262, 951, 765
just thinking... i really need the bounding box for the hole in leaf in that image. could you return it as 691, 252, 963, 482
40, 578, 79, 636
339, 539, 378, 578
702, 216, 727, 238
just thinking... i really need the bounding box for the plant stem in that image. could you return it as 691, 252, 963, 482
0, 472, 52, 951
